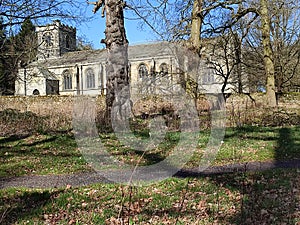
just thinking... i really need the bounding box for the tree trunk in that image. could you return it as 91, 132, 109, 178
233, 33, 243, 94
103, 0, 129, 127
260, 0, 277, 107
190, 0, 203, 54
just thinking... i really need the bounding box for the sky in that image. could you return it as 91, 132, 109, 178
77, 9, 158, 49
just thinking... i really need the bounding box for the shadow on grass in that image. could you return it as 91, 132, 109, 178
213, 169, 298, 224
99, 131, 179, 166
0, 190, 61, 225
231, 126, 299, 224
0, 134, 31, 145
275, 127, 300, 161
224, 126, 300, 160
0, 133, 84, 177
174, 125, 300, 224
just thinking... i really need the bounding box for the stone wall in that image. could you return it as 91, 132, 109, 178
0, 93, 299, 131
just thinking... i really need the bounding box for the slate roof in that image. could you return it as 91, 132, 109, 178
31, 42, 175, 68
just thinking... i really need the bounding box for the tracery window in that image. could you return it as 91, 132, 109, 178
138, 63, 148, 79
202, 68, 215, 84
86, 68, 95, 89
159, 63, 168, 76
63, 70, 72, 90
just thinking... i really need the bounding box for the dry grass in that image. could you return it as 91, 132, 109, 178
0, 93, 299, 136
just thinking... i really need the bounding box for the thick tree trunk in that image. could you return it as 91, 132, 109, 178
260, 0, 277, 107
102, 0, 129, 127
190, 0, 203, 54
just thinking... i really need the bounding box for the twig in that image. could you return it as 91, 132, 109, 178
0, 208, 12, 224
117, 149, 147, 222
174, 178, 191, 224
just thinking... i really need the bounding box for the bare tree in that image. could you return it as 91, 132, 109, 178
0, 0, 86, 28
259, 0, 276, 107
269, 0, 300, 92
127, 0, 300, 106
242, 0, 300, 93
204, 31, 240, 100
189, 0, 203, 53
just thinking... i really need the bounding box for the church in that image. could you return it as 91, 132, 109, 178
15, 20, 225, 96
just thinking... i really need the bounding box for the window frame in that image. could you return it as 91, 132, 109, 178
159, 63, 168, 76
86, 68, 96, 89
202, 68, 215, 85
138, 63, 149, 79
63, 70, 72, 90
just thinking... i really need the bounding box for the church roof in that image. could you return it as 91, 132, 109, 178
33, 42, 175, 68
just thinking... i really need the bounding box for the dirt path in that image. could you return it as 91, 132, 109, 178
0, 159, 299, 189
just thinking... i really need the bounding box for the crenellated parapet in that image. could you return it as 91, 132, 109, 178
53, 20, 76, 33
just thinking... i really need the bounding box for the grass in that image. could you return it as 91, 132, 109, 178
98, 125, 300, 169
0, 89, 299, 224
0, 133, 91, 177
0, 113, 299, 224
0, 126, 299, 177
0, 168, 299, 224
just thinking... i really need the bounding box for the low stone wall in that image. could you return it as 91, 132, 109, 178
0, 95, 106, 118
226, 93, 300, 127
0, 93, 299, 134
0, 96, 106, 136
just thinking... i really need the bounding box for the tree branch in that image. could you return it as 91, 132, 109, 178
87, 0, 105, 16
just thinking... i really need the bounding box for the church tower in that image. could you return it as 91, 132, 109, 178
36, 20, 76, 60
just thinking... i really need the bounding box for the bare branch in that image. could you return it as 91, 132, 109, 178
87, 0, 105, 16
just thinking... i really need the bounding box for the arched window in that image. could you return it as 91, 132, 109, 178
63, 70, 72, 90
202, 68, 215, 84
159, 63, 168, 76
86, 68, 95, 89
138, 63, 148, 79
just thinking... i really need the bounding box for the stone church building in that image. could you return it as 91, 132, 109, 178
15, 21, 226, 96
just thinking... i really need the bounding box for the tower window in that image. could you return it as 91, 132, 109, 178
138, 63, 148, 79
63, 70, 72, 90
86, 68, 95, 89
66, 34, 70, 49
42, 32, 53, 47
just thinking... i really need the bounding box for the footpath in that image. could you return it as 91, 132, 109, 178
0, 159, 299, 189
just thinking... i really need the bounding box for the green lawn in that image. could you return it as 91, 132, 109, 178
0, 134, 91, 177
0, 126, 299, 177
213, 126, 300, 165
0, 126, 299, 224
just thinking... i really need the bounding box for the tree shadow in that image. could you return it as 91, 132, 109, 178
0, 189, 61, 225
228, 126, 299, 224
0, 133, 82, 177
275, 127, 300, 161
215, 169, 298, 224
0, 134, 31, 145
173, 125, 300, 224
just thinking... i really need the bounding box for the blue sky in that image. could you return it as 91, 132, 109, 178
77, 10, 158, 49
